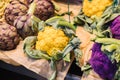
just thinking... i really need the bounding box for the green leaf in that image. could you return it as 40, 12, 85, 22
49, 71, 57, 80
62, 37, 81, 57
49, 59, 57, 80
31, 16, 41, 32
45, 16, 65, 24
81, 63, 92, 71
101, 44, 119, 52
45, 16, 76, 30
115, 66, 120, 80
23, 36, 51, 60
113, 0, 119, 7
112, 52, 120, 63
63, 53, 71, 62
52, 53, 63, 61
74, 48, 82, 66
32, 15, 41, 22
95, 38, 120, 45
50, 59, 56, 70
38, 21, 45, 31
58, 20, 76, 30
85, 16, 93, 24
28, 2, 36, 14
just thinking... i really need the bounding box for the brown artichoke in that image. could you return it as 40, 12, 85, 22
4, 0, 28, 25
14, 2, 41, 39
0, 22, 20, 50
34, 0, 55, 21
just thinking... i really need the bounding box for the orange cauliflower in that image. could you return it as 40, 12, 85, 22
36, 26, 69, 56
83, 0, 113, 17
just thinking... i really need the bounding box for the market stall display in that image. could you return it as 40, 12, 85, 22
0, 0, 120, 80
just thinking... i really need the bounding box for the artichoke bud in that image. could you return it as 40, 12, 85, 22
33, 0, 55, 21
14, 2, 41, 39
4, 0, 28, 25
0, 22, 20, 50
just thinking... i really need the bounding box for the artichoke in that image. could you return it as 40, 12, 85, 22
4, 0, 28, 25
34, 0, 55, 21
14, 2, 41, 39
0, 22, 20, 50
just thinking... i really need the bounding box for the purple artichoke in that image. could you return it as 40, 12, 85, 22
89, 43, 118, 80
4, 0, 28, 25
110, 16, 120, 39
34, 0, 55, 21
0, 22, 20, 50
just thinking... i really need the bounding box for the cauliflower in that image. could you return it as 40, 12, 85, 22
110, 15, 120, 39
83, 0, 113, 17
35, 26, 69, 56
0, 0, 10, 21
89, 43, 118, 80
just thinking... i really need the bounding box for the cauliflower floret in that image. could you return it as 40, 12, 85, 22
83, 0, 113, 17
36, 26, 69, 56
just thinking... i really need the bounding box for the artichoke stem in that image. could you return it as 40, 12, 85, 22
28, 2, 36, 14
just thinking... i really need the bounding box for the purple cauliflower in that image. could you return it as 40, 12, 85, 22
110, 16, 120, 39
89, 43, 118, 80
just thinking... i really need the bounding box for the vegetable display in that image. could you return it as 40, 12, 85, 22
23, 16, 81, 80
0, 0, 119, 80
74, 0, 120, 80
74, 0, 119, 34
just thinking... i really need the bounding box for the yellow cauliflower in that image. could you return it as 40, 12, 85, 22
83, 0, 113, 17
0, 0, 10, 21
36, 26, 69, 56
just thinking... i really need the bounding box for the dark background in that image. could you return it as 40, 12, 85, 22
0, 60, 82, 80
